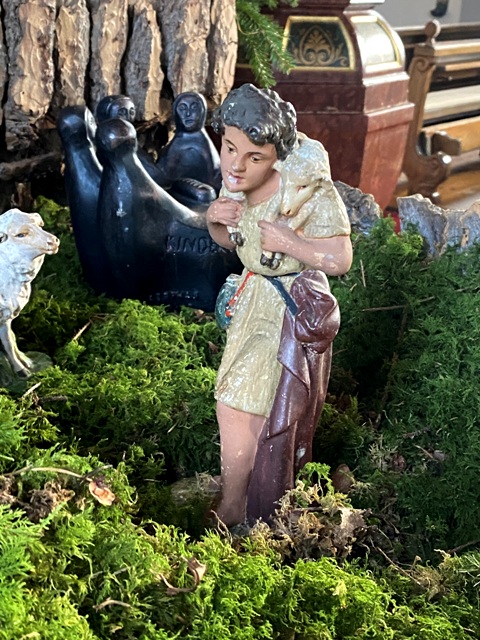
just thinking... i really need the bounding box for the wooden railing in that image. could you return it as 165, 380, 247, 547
401, 20, 480, 202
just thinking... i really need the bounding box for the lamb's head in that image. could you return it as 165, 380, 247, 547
0, 209, 60, 264
276, 136, 333, 218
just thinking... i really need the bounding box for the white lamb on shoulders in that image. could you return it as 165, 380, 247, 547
0, 209, 60, 377
260, 133, 337, 270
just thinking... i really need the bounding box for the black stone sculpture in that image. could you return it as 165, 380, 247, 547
95, 117, 241, 309
57, 105, 111, 294
95, 93, 218, 209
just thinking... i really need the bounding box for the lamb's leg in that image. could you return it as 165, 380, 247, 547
260, 251, 283, 269
227, 225, 244, 246
0, 320, 32, 377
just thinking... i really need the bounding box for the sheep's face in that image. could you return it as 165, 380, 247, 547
0, 209, 60, 260
277, 137, 332, 217
279, 172, 325, 218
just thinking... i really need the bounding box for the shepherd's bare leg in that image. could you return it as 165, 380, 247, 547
216, 402, 265, 526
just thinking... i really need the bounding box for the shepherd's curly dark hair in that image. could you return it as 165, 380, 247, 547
211, 83, 297, 161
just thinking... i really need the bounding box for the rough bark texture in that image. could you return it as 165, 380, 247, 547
0, 17, 7, 127
54, 0, 90, 110
89, 0, 129, 109
124, 0, 165, 122
158, 0, 211, 96
0, 0, 238, 174
3, 0, 56, 151
207, 0, 238, 106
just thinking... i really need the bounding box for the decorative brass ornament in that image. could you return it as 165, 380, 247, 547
283, 17, 355, 72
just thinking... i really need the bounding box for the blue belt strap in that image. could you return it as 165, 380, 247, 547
264, 275, 298, 316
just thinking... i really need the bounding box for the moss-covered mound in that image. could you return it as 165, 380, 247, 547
1, 197, 480, 639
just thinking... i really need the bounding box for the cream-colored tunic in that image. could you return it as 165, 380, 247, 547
215, 186, 350, 416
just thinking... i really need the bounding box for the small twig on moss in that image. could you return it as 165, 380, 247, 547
72, 320, 92, 342
21, 381, 42, 399
375, 546, 424, 589
93, 598, 132, 611
362, 296, 435, 312
8, 464, 112, 481
445, 539, 480, 555
360, 259, 366, 288
9, 466, 84, 479
363, 304, 406, 312
38, 395, 68, 403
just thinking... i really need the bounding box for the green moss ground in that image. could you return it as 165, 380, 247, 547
1, 197, 480, 638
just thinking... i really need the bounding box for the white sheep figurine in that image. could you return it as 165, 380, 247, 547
260, 134, 335, 270
0, 209, 59, 377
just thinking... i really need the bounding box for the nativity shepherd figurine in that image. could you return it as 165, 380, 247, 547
0, 209, 59, 377
206, 83, 352, 525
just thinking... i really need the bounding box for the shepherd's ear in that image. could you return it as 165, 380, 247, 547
0, 232, 7, 243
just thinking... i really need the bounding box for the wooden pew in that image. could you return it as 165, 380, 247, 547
401, 20, 480, 202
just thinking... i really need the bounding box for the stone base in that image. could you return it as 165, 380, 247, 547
0, 351, 53, 391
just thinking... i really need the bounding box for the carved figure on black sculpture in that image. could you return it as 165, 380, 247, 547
156, 92, 222, 194
57, 105, 111, 294
95, 94, 168, 187
95, 117, 241, 309
95, 94, 217, 210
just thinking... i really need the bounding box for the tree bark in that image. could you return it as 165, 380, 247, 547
53, 0, 91, 111
3, 0, 56, 151
124, 0, 166, 122
158, 0, 211, 96
0, 0, 239, 176
89, 0, 129, 109
207, 0, 238, 107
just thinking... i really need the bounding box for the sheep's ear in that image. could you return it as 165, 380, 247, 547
0, 232, 7, 243
30, 212, 44, 227
273, 159, 283, 172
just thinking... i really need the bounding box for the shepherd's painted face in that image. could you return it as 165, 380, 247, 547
220, 126, 278, 199
175, 95, 205, 132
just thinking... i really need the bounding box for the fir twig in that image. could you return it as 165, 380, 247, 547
236, 0, 296, 87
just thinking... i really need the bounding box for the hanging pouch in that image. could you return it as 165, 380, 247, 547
215, 272, 253, 329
